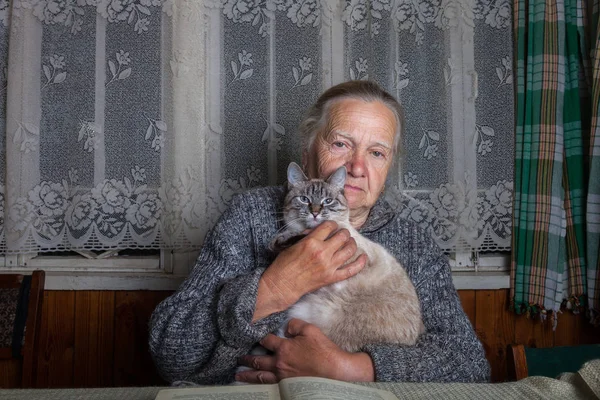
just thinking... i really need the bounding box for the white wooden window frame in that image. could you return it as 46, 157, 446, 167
449, 251, 510, 290
0, 250, 194, 290
0, 249, 509, 290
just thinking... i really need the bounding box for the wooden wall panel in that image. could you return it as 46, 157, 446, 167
554, 310, 579, 347
514, 312, 554, 349
0, 359, 20, 388
458, 290, 476, 326
474, 291, 498, 381
35, 291, 76, 388
113, 291, 171, 387
73, 291, 115, 388
6, 288, 596, 389
580, 315, 600, 344
493, 290, 516, 382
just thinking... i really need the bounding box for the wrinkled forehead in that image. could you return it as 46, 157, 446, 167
320, 99, 397, 146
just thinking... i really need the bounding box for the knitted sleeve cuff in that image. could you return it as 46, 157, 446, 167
362, 335, 490, 383
216, 266, 287, 349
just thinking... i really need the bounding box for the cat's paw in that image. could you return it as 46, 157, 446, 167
269, 233, 306, 252
269, 236, 286, 252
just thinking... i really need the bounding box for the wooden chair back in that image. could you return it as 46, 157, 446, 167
0, 270, 45, 388
507, 344, 528, 380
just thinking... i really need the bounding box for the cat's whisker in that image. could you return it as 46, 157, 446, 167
273, 215, 300, 225
274, 217, 307, 235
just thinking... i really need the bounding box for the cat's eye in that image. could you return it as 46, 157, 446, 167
323, 198, 334, 205
298, 196, 310, 203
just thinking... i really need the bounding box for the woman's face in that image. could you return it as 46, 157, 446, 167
306, 98, 397, 216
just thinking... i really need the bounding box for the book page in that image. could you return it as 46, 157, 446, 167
155, 384, 281, 400
279, 377, 399, 400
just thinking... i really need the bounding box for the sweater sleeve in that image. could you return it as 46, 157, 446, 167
148, 194, 286, 384
362, 252, 491, 383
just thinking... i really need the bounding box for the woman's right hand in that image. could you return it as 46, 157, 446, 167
253, 221, 367, 322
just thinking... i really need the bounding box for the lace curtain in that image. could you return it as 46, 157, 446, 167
0, 0, 513, 255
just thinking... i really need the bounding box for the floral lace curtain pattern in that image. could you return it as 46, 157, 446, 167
0, 0, 513, 255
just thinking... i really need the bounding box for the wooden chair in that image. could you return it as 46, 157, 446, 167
508, 343, 600, 380
0, 270, 45, 388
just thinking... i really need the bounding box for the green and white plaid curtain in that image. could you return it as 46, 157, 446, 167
588, 10, 600, 324
511, 0, 600, 324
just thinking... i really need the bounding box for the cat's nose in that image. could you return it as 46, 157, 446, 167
310, 205, 321, 217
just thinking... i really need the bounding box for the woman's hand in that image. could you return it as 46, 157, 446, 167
236, 319, 375, 383
253, 221, 367, 322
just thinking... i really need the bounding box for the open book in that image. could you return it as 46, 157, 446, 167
155, 376, 399, 400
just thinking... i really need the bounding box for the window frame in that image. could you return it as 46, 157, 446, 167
0, 250, 195, 290
0, 249, 509, 290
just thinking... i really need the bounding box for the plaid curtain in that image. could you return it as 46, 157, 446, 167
511, 0, 600, 323
588, 9, 600, 324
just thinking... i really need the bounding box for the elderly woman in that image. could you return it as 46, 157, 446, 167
149, 81, 490, 384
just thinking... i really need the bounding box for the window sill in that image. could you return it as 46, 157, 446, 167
42, 271, 186, 290
451, 271, 510, 290
2, 251, 511, 290
9, 270, 511, 290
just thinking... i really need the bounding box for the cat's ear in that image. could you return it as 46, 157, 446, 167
327, 166, 346, 190
287, 162, 308, 186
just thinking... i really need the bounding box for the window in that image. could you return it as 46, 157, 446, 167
0, 2, 512, 289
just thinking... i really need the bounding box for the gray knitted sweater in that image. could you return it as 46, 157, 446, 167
149, 186, 490, 384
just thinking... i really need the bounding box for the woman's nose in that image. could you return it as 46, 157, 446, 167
346, 152, 365, 177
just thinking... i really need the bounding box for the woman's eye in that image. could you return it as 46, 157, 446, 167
333, 142, 345, 148
323, 198, 333, 205
299, 196, 309, 203
372, 151, 383, 158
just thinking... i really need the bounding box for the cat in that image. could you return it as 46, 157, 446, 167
235, 162, 424, 381
271, 162, 425, 352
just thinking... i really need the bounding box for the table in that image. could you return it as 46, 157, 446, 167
1, 359, 599, 400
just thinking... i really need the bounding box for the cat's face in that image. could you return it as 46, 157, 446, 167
284, 163, 349, 230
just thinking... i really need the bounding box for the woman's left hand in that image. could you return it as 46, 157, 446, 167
235, 318, 375, 384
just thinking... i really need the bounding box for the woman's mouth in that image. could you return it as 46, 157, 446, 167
344, 184, 363, 192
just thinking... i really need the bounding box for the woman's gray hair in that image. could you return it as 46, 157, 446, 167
299, 80, 405, 159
